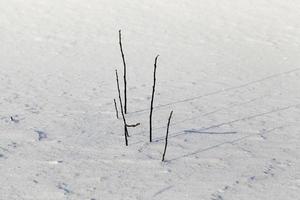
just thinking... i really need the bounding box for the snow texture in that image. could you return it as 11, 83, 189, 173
1, 0, 300, 199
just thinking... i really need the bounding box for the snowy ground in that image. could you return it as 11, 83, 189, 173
1, 0, 300, 199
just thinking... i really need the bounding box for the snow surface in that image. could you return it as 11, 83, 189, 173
1, 0, 300, 199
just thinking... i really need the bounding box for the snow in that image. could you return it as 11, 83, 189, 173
1, 0, 300, 199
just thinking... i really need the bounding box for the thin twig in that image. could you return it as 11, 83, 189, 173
113, 99, 119, 119
150, 55, 159, 142
162, 111, 173, 162
127, 123, 141, 128
115, 69, 129, 146
119, 30, 128, 114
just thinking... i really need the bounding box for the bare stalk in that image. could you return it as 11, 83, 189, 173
113, 99, 119, 119
119, 30, 128, 114
115, 69, 129, 146
162, 111, 173, 162
149, 55, 159, 142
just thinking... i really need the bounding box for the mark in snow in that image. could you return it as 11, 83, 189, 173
57, 183, 72, 195
48, 160, 63, 164
211, 194, 224, 200
184, 129, 237, 135
35, 130, 47, 141
10, 116, 20, 123
153, 185, 173, 197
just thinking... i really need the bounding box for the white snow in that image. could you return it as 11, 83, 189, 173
1, 0, 300, 199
